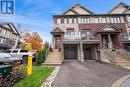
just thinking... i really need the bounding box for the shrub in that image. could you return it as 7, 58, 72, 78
2, 65, 26, 87
36, 50, 46, 65
41, 50, 46, 63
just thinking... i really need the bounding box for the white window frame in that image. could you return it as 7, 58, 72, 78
74, 18, 77, 23
57, 18, 61, 24
116, 17, 121, 23
95, 17, 99, 23
110, 18, 114, 23
87, 18, 90, 23
66, 29, 74, 35
64, 18, 67, 24
0, 37, 3, 43
102, 17, 107, 23
68, 18, 73, 24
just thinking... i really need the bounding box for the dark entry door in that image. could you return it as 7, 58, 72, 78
64, 45, 77, 60
55, 37, 61, 49
84, 47, 92, 60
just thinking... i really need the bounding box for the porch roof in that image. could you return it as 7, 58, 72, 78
50, 27, 64, 35
96, 23, 121, 33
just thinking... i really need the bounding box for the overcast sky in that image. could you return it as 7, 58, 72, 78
0, 0, 130, 43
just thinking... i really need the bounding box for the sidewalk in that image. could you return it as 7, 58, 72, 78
121, 78, 130, 87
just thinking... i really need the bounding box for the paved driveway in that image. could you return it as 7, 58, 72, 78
52, 61, 130, 87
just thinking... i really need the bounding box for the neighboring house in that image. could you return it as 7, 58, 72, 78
0, 23, 19, 52
50, 2, 130, 62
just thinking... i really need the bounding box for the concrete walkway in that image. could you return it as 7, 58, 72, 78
52, 61, 130, 87
121, 78, 130, 87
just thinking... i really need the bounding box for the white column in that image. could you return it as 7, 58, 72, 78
80, 40, 84, 61
108, 34, 113, 49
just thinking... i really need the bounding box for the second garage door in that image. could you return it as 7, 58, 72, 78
64, 45, 77, 60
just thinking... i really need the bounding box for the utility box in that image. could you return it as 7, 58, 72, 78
0, 65, 12, 78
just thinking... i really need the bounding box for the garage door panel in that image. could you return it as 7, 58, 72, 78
83, 48, 92, 60
64, 46, 77, 60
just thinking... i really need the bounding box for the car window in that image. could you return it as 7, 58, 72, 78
12, 50, 18, 53
5, 50, 11, 53
20, 50, 28, 53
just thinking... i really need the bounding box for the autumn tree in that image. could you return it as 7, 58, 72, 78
20, 32, 43, 50
24, 43, 32, 51
31, 32, 43, 50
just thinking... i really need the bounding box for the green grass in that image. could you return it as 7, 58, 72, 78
13, 66, 54, 87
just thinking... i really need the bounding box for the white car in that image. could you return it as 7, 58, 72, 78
0, 53, 22, 64
5, 49, 34, 59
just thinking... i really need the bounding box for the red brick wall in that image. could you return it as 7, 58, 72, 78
78, 23, 127, 34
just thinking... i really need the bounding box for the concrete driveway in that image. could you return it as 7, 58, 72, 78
52, 61, 130, 87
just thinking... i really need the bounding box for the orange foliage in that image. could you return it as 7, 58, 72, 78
21, 32, 43, 50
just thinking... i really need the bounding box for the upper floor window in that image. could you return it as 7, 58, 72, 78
102, 17, 107, 23
64, 18, 77, 24
0, 37, 3, 43
1, 28, 6, 36
128, 16, 130, 22
74, 18, 77, 23
80, 17, 90, 23
6, 30, 10, 37
64, 18, 67, 24
57, 18, 61, 24
110, 17, 121, 23
68, 18, 73, 24
66, 29, 74, 34
95, 17, 99, 23
10, 32, 12, 38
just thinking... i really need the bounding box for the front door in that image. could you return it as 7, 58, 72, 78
55, 37, 61, 49
83, 47, 92, 60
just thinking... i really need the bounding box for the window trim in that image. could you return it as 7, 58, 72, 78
66, 28, 75, 35
57, 18, 61, 24
95, 17, 99, 23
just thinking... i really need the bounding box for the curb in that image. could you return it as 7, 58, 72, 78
111, 74, 130, 87
41, 66, 61, 87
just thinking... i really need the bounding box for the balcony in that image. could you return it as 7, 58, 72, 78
63, 34, 100, 44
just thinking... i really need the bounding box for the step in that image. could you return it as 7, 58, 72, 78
53, 49, 59, 52
45, 58, 61, 61
43, 60, 63, 65
42, 62, 62, 65
116, 62, 130, 67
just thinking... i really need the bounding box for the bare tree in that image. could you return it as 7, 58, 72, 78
17, 23, 28, 38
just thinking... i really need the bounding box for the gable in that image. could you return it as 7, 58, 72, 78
2, 24, 11, 30
63, 4, 94, 15
8, 23, 18, 34
72, 5, 92, 15
64, 10, 77, 15
109, 5, 128, 14
102, 28, 118, 32
124, 8, 130, 14
126, 10, 130, 14
97, 24, 121, 33
54, 27, 64, 32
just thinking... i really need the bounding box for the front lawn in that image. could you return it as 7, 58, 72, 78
13, 66, 54, 87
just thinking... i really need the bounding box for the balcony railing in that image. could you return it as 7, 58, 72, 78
64, 34, 80, 40
64, 34, 99, 41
